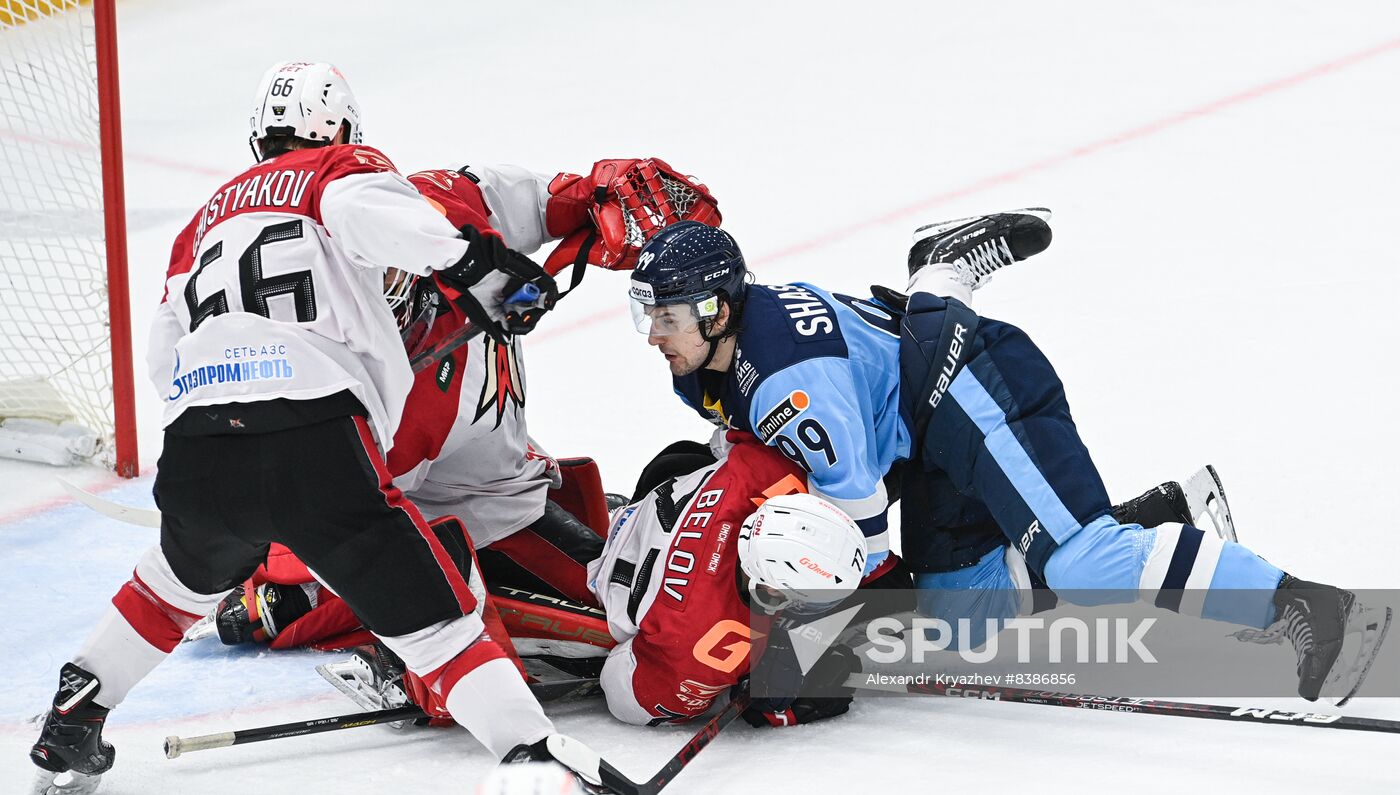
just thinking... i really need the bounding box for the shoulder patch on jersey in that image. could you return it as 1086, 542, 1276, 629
350, 147, 397, 172
754, 389, 809, 441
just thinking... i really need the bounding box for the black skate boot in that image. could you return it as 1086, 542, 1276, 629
1269, 576, 1392, 705
214, 581, 315, 645
908, 208, 1053, 287
1112, 479, 1191, 529
1109, 465, 1237, 541
30, 662, 114, 795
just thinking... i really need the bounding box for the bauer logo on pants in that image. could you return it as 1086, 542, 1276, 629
755, 390, 809, 441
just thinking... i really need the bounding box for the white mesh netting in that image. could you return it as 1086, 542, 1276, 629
621, 175, 701, 249
0, 1, 113, 462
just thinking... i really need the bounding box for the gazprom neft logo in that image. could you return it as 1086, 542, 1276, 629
630, 279, 655, 304
865, 616, 1159, 664
168, 346, 295, 402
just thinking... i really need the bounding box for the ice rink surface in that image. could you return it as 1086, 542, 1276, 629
4, 0, 1400, 792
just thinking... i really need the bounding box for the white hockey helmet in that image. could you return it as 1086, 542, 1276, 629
737, 493, 867, 614
249, 61, 362, 161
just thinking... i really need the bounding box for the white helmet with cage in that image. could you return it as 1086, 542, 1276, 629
249, 61, 362, 161
737, 493, 867, 614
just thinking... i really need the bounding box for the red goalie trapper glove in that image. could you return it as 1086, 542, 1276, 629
542, 157, 721, 277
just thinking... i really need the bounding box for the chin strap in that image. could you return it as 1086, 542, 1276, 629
695, 294, 744, 371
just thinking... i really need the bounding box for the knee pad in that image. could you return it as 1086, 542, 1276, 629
1041, 515, 1152, 600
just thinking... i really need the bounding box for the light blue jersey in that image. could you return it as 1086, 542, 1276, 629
673, 283, 911, 562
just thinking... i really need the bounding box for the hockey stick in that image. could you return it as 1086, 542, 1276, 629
164, 704, 425, 758
579, 694, 752, 795
408, 319, 484, 374
164, 676, 603, 759
57, 476, 160, 528
409, 283, 543, 374
850, 675, 1400, 734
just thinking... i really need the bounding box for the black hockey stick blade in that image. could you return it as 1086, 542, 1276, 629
588, 694, 750, 795
863, 677, 1400, 734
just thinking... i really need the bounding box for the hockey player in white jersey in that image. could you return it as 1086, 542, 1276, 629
27, 61, 610, 794
205, 159, 723, 653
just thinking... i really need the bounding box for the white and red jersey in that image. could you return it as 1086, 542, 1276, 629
588, 434, 810, 725
149, 145, 466, 447
387, 165, 562, 544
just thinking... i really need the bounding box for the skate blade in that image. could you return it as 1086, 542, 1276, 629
1325, 604, 1392, 707
180, 613, 217, 644
911, 208, 1052, 243
1182, 465, 1236, 542
32, 769, 102, 795
316, 659, 410, 729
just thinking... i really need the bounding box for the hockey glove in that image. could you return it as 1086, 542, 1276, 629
434, 224, 559, 344
741, 645, 861, 728
542, 158, 722, 276
746, 624, 803, 714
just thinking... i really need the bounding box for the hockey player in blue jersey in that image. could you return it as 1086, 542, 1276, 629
626, 215, 1390, 705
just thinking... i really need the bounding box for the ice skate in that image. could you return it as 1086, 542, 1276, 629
1237, 577, 1393, 705
30, 663, 113, 795
908, 208, 1053, 288
317, 643, 413, 727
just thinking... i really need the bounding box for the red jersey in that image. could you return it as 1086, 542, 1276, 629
587, 434, 809, 724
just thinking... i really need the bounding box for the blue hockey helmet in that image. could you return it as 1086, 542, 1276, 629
629, 221, 748, 337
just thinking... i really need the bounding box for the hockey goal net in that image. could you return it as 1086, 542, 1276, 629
0, 0, 136, 475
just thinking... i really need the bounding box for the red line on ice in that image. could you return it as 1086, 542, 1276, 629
4, 36, 1398, 521
530, 34, 1400, 345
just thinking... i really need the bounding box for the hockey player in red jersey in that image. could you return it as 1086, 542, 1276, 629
589, 432, 871, 727
27, 61, 616, 794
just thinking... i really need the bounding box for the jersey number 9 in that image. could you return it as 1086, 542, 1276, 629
775, 418, 838, 473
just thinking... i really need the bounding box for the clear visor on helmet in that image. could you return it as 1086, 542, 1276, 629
747, 580, 845, 617
630, 292, 722, 337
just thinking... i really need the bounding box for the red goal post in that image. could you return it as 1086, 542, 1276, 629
0, 0, 137, 477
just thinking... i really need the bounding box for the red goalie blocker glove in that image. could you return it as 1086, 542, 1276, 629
542, 158, 721, 278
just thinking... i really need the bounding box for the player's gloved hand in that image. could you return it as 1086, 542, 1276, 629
435, 224, 559, 344
542, 158, 722, 276
745, 620, 804, 713
740, 645, 861, 728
